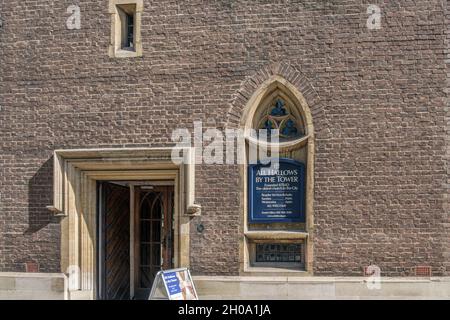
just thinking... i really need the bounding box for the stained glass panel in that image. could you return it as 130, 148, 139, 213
256, 98, 305, 141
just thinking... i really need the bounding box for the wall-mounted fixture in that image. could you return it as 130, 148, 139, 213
196, 223, 205, 233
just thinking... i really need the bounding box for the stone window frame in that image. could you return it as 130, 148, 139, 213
47, 147, 199, 299
240, 75, 315, 276
108, 0, 143, 58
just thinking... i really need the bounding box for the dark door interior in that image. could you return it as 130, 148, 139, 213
135, 186, 174, 299
98, 182, 174, 300
98, 182, 130, 300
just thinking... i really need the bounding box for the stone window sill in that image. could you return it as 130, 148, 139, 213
111, 48, 141, 58
242, 266, 310, 276
245, 230, 308, 240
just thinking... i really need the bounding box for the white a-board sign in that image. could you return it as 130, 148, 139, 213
149, 268, 198, 300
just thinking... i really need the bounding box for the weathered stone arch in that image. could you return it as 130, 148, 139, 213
226, 62, 323, 134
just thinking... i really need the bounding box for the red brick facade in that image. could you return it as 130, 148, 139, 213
0, 1, 448, 276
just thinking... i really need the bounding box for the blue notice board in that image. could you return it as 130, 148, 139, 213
158, 268, 198, 300
163, 272, 182, 297
248, 158, 305, 223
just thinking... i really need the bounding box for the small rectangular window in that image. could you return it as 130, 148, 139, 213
256, 243, 302, 263
117, 4, 135, 50
250, 240, 305, 270
125, 13, 134, 48
117, 4, 136, 51
109, 0, 143, 58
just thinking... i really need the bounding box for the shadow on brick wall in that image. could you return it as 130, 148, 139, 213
25, 157, 56, 234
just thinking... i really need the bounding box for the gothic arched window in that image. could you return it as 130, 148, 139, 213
242, 76, 314, 275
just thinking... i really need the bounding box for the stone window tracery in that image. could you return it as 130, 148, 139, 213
255, 98, 306, 141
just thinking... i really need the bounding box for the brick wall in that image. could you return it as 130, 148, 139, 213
0, 0, 448, 276
445, 0, 450, 276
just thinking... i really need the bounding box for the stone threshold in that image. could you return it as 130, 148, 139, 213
0, 272, 65, 278
193, 275, 450, 283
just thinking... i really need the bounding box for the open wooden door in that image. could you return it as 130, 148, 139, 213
98, 182, 130, 300
97, 182, 174, 300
